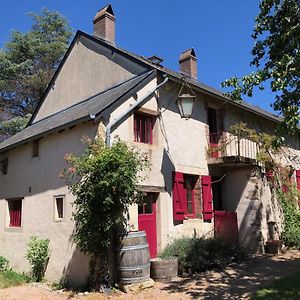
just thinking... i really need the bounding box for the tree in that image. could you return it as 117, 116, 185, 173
61, 137, 149, 287
0, 8, 72, 138
222, 0, 300, 133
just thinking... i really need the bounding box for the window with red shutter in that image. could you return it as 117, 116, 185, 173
134, 113, 154, 144
8, 199, 22, 227
173, 172, 185, 221
201, 175, 213, 222
173, 172, 197, 221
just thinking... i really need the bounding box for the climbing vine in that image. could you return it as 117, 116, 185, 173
61, 137, 149, 287
226, 122, 300, 248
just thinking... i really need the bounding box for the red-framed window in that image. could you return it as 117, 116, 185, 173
173, 172, 197, 221
8, 199, 22, 227
134, 113, 154, 144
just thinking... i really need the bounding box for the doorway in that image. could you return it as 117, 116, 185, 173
138, 193, 158, 258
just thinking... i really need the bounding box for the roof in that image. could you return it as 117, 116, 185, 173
0, 70, 155, 154
77, 31, 284, 125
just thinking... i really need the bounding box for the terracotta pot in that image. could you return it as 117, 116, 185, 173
150, 257, 178, 282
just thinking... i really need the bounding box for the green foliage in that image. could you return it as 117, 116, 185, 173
276, 189, 300, 249
0, 270, 30, 289
62, 137, 149, 282
0, 114, 31, 141
26, 236, 50, 282
159, 237, 247, 275
253, 269, 300, 299
0, 8, 72, 128
0, 257, 9, 271
222, 0, 300, 133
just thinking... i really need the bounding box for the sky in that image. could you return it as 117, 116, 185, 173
0, 0, 277, 115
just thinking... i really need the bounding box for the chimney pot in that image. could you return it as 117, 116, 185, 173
93, 4, 115, 44
179, 48, 197, 79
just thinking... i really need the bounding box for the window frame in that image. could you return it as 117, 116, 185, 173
53, 195, 65, 222
32, 139, 40, 158
6, 198, 23, 228
133, 112, 154, 145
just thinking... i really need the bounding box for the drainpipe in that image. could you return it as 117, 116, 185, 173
105, 76, 168, 147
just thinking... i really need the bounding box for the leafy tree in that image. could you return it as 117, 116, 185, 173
222, 0, 300, 133
62, 137, 149, 287
0, 8, 72, 138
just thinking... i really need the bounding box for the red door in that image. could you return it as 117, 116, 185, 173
214, 211, 239, 243
138, 193, 157, 258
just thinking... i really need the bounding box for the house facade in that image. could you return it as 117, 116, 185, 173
0, 5, 299, 287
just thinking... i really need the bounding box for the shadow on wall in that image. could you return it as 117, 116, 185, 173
238, 169, 265, 253
161, 148, 175, 197
60, 247, 90, 289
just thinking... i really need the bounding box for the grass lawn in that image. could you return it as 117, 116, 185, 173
253, 269, 300, 300
0, 270, 30, 289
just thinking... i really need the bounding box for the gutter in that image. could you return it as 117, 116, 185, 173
105, 76, 168, 146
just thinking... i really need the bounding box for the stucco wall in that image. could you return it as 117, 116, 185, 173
0, 122, 99, 287
33, 36, 147, 123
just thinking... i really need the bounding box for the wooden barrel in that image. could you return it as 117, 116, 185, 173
150, 257, 178, 282
119, 231, 150, 284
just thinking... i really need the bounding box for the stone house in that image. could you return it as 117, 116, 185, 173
0, 4, 299, 287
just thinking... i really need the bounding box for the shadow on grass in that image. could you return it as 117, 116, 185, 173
161, 251, 300, 300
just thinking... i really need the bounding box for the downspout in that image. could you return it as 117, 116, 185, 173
105, 76, 169, 147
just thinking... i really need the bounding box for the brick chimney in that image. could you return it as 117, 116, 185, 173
179, 48, 197, 79
93, 4, 115, 44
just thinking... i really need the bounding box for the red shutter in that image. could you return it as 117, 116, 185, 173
173, 172, 186, 221
201, 175, 213, 222
296, 170, 300, 190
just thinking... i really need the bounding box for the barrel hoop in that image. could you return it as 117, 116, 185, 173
119, 263, 150, 271
121, 243, 149, 251
120, 275, 150, 283
123, 231, 146, 238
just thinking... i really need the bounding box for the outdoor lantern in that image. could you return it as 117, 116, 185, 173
177, 93, 196, 119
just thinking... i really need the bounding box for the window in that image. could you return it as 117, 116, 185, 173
138, 193, 156, 215
54, 196, 65, 221
0, 158, 8, 174
134, 113, 154, 144
7, 199, 22, 227
32, 140, 39, 157
173, 172, 197, 221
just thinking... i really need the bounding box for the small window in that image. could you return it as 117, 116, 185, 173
54, 196, 64, 220
32, 140, 39, 157
0, 158, 8, 174
7, 199, 22, 227
134, 113, 154, 144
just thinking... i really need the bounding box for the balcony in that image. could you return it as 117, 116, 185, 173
207, 132, 259, 166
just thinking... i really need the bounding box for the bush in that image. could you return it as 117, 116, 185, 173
26, 236, 50, 282
277, 189, 300, 249
0, 256, 9, 271
159, 237, 247, 275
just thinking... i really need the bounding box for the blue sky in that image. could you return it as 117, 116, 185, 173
0, 1, 277, 114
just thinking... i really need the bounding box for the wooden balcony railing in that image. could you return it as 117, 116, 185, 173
208, 132, 259, 161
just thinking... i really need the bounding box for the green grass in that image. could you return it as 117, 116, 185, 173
253, 269, 300, 300
0, 269, 30, 288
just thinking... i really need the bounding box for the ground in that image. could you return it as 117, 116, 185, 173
1, 249, 300, 300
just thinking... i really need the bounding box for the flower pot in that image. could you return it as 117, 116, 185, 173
150, 257, 178, 282
265, 240, 283, 254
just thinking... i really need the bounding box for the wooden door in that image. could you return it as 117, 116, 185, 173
214, 211, 239, 243
138, 193, 157, 258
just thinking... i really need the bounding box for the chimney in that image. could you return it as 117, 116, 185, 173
179, 48, 197, 79
93, 4, 115, 44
